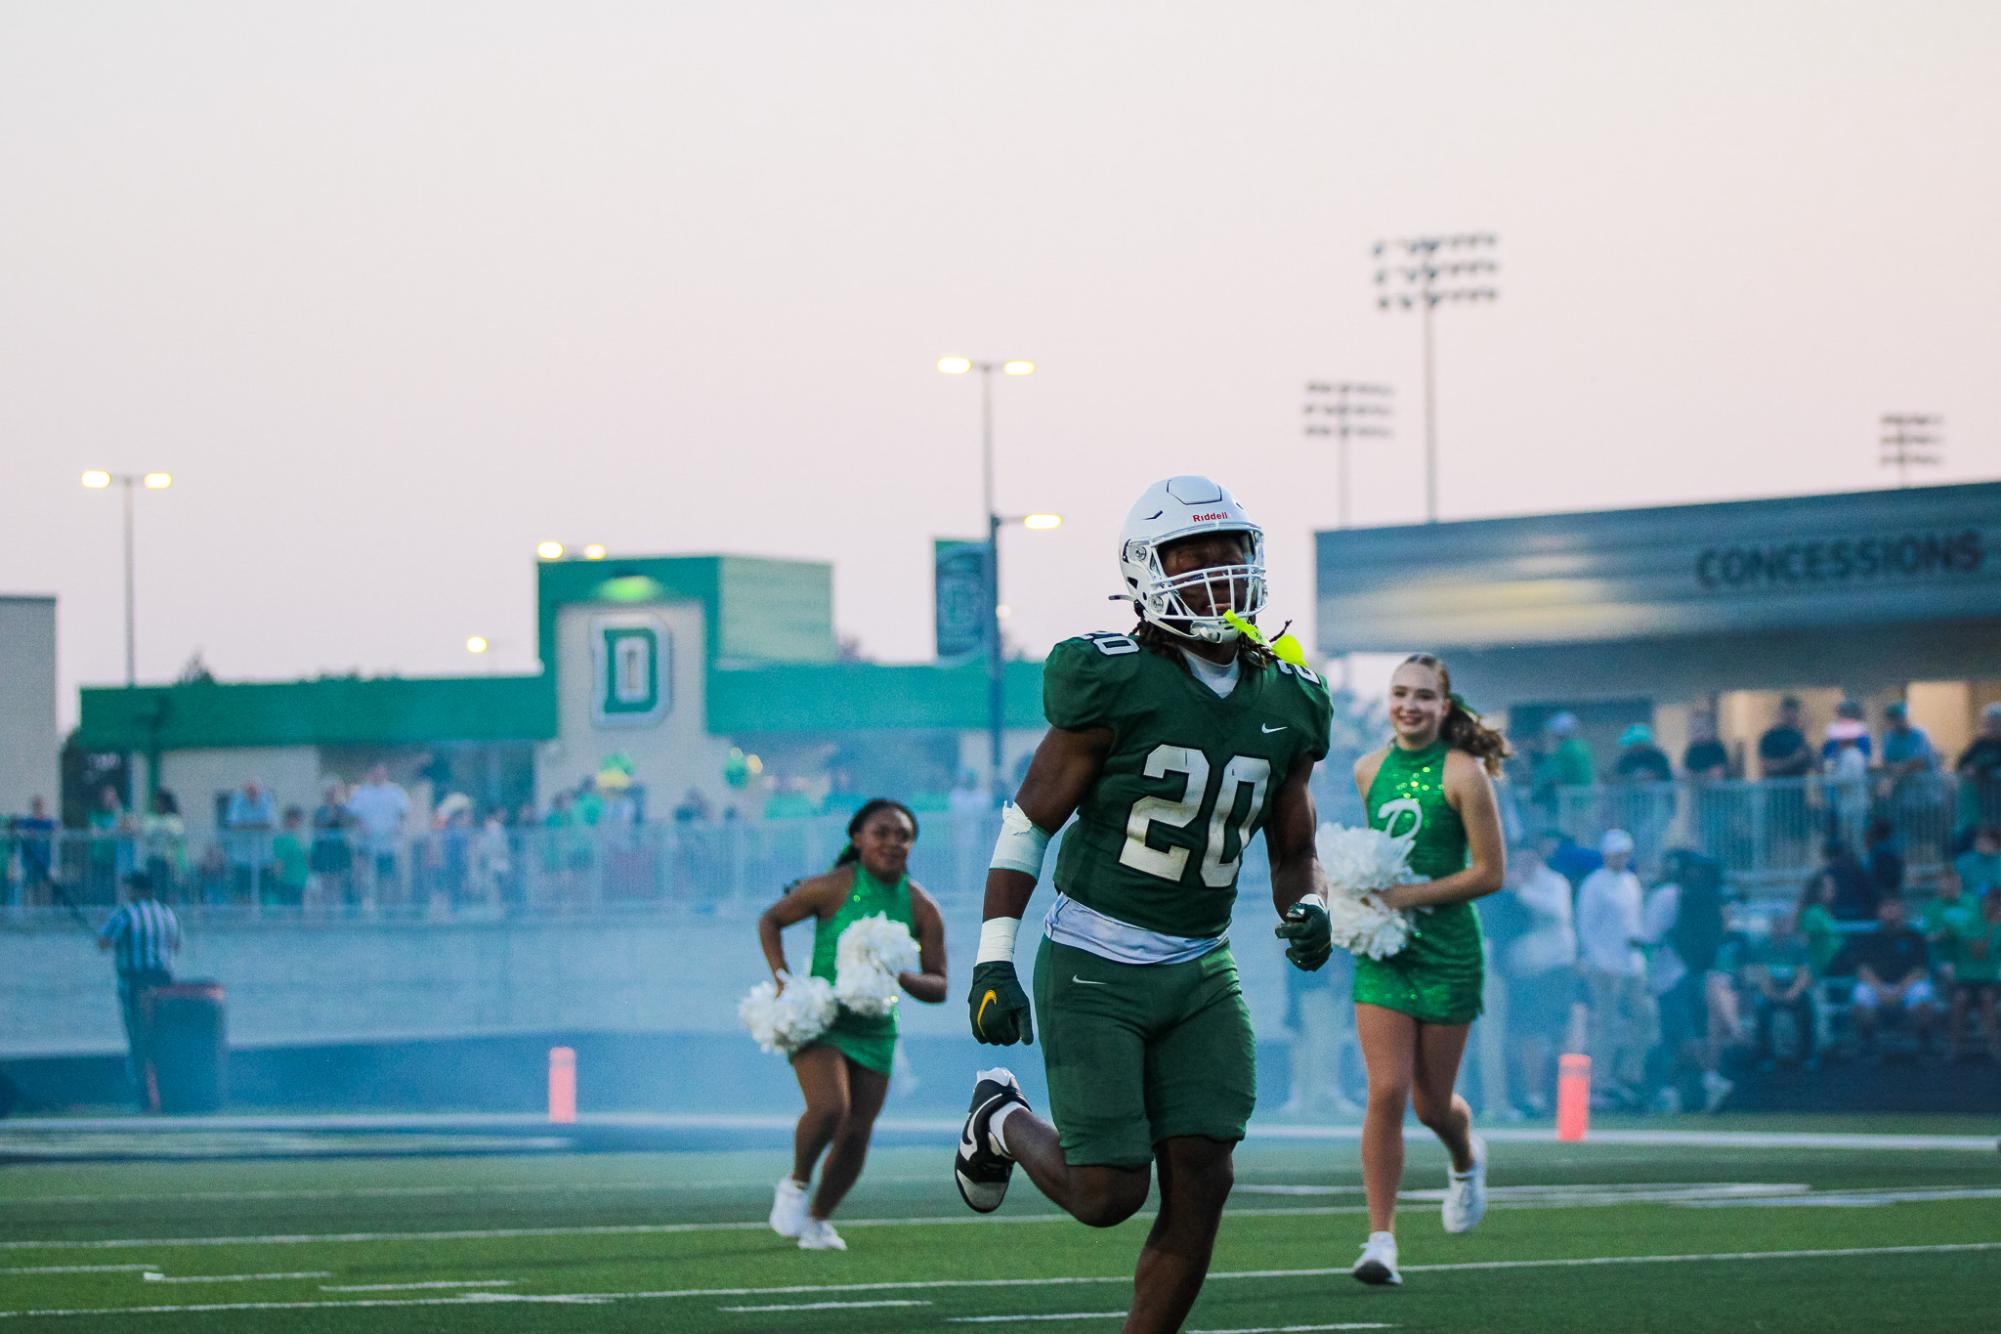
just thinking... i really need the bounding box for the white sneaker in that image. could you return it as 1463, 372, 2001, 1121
1702, 1070, 1735, 1114
1352, 1231, 1401, 1285
768, 1177, 809, 1238
797, 1217, 846, 1251
1442, 1136, 1487, 1234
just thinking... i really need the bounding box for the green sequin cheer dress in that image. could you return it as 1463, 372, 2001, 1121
796, 863, 913, 1075
1351, 740, 1485, 1025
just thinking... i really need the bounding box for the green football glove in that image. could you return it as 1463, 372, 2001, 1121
969, 960, 1035, 1045
1275, 897, 1333, 972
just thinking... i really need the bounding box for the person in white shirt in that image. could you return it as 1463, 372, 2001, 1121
344, 763, 411, 907
1501, 844, 1579, 1115
1575, 830, 1656, 1106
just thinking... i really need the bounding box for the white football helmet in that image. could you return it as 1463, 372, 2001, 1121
1117, 476, 1267, 643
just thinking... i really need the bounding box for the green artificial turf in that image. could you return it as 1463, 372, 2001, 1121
2, 1120, 1999, 1331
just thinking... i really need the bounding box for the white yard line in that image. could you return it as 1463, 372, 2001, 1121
6, 1241, 2000, 1320
1678, 1186, 2001, 1208
141, 1272, 331, 1284
1191, 1325, 1396, 1333
0, 1175, 939, 1209
719, 1299, 932, 1313
949, 1314, 1132, 1324
2, 1181, 1927, 1254
320, 1280, 516, 1292
0, 1266, 158, 1277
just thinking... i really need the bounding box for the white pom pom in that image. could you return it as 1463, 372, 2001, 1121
1316, 822, 1420, 960
739, 971, 837, 1055
836, 914, 921, 976
834, 963, 900, 1017
832, 915, 921, 1016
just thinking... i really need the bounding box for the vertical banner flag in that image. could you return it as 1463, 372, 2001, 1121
934, 540, 990, 665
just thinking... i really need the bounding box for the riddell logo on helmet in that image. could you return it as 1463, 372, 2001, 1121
1190, 511, 1229, 521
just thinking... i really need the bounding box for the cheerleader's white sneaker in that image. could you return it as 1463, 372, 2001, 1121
1442, 1136, 1488, 1234
1353, 1230, 1401, 1285
768, 1177, 809, 1238
797, 1218, 847, 1251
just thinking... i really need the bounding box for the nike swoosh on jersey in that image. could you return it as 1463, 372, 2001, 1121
1262, 723, 1288, 733
1071, 976, 1108, 987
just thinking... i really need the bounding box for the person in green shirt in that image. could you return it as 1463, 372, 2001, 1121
1794, 875, 1845, 977
1346, 653, 1509, 1285
1945, 886, 2001, 1061
1955, 827, 2001, 899
1746, 922, 1817, 1069
756, 799, 947, 1252
954, 476, 1337, 1323
267, 807, 310, 909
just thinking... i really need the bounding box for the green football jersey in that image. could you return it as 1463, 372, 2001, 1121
1045, 632, 1333, 939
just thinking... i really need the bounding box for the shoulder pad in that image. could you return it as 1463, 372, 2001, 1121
1271, 658, 1326, 690
1044, 633, 1146, 731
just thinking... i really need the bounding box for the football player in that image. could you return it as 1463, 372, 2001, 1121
953, 475, 1336, 1332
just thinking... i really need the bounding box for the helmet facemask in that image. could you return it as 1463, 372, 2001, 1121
1127, 529, 1268, 644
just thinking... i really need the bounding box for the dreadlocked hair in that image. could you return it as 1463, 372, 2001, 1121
1402, 652, 1512, 776
1131, 615, 1277, 670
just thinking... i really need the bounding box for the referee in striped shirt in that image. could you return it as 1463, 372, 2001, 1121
96, 870, 180, 1108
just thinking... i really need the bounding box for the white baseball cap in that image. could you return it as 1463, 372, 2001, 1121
1600, 829, 1635, 856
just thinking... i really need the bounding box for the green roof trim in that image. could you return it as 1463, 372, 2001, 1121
78, 555, 1026, 751
707, 660, 1045, 734
78, 675, 556, 751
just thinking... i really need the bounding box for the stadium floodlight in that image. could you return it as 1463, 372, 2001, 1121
1879, 413, 1944, 488
937, 353, 1039, 798
1372, 232, 1500, 522
582, 544, 608, 561
536, 541, 566, 561
1303, 382, 1395, 528
1021, 513, 1063, 530
80, 467, 176, 685
465, 635, 490, 655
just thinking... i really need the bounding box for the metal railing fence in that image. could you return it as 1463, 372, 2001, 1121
1544, 772, 1999, 889
5, 773, 1995, 924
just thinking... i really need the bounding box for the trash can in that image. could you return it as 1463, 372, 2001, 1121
144, 981, 228, 1114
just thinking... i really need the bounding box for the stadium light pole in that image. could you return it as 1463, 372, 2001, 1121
937, 355, 1038, 798
1303, 382, 1395, 528
1372, 234, 1499, 522
1880, 413, 1943, 488
81, 469, 173, 686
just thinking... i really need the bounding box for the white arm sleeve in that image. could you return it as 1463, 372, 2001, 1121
989, 802, 1053, 878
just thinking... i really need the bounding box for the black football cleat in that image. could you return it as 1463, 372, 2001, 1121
954, 1066, 1027, 1213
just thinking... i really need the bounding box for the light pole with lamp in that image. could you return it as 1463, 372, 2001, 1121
80, 469, 173, 686
1303, 382, 1395, 528
1879, 413, 1943, 487
936, 355, 1045, 798
1372, 234, 1499, 522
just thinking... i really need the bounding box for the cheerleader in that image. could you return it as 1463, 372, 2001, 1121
1350, 655, 1509, 1285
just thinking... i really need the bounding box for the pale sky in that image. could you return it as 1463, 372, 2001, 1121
4, 2, 1996, 729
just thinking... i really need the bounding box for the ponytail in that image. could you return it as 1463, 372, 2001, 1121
1404, 653, 1512, 777
833, 797, 919, 868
